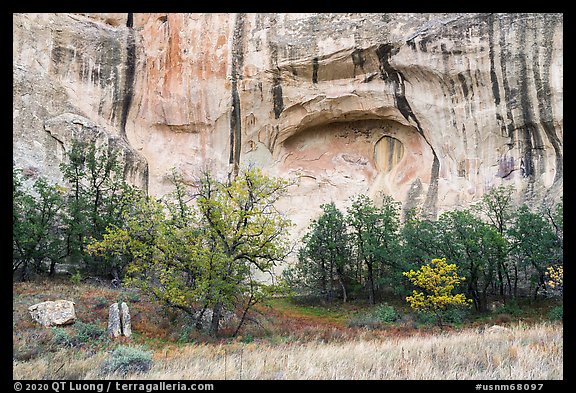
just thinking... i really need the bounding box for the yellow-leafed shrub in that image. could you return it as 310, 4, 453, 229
403, 258, 471, 326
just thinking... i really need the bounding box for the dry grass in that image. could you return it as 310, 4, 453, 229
13, 322, 562, 380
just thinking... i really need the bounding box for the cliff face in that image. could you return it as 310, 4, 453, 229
13, 13, 563, 238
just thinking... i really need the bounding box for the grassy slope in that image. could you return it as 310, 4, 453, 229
13, 279, 563, 380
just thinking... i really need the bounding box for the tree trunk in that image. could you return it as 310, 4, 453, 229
513, 263, 518, 298
49, 259, 57, 277
338, 275, 347, 303
366, 260, 375, 305
209, 302, 223, 337
20, 260, 29, 282
480, 289, 489, 313
533, 272, 545, 301
233, 298, 253, 337
196, 304, 209, 330
497, 264, 505, 299
320, 260, 327, 302
435, 309, 444, 329
111, 266, 121, 288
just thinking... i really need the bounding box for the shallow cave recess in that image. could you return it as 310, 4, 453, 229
278, 117, 433, 206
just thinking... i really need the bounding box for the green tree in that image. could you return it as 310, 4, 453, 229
13, 169, 66, 280
434, 209, 506, 312
285, 202, 352, 302
473, 186, 515, 299
545, 198, 563, 266
398, 207, 445, 295
60, 139, 138, 279
89, 167, 293, 336
403, 258, 471, 327
346, 194, 401, 304
507, 204, 558, 299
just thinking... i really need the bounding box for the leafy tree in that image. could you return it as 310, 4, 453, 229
88, 167, 293, 336
399, 208, 443, 286
60, 139, 138, 279
545, 198, 563, 265
507, 204, 558, 299
434, 209, 506, 312
373, 195, 404, 294
13, 169, 66, 280
346, 195, 401, 304
473, 185, 515, 299
473, 185, 515, 235
284, 202, 352, 302
403, 258, 471, 327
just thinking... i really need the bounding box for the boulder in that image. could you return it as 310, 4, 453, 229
120, 302, 132, 338
192, 308, 237, 330
108, 302, 132, 338
486, 325, 512, 334
108, 303, 122, 338
28, 300, 76, 327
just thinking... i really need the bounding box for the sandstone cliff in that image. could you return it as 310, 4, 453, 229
13, 13, 563, 239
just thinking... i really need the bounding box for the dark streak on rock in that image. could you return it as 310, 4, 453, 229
119, 15, 135, 139
517, 16, 543, 181
497, 155, 515, 178
375, 44, 423, 133
229, 13, 245, 176
362, 73, 378, 83
531, 16, 563, 183
498, 17, 516, 140
272, 82, 284, 119
487, 14, 501, 106
487, 14, 509, 138
403, 178, 423, 221
418, 38, 428, 53
375, 43, 439, 219
423, 156, 440, 219
122, 13, 149, 193
457, 73, 469, 98
437, 42, 458, 131
269, 18, 284, 120
351, 49, 365, 77
312, 57, 319, 84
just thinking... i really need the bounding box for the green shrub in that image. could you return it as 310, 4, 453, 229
101, 345, 153, 376
126, 290, 141, 303
548, 306, 563, 321
346, 313, 382, 329
177, 325, 196, 344
74, 321, 106, 344
70, 271, 82, 284
347, 303, 401, 328
94, 297, 109, 309
51, 327, 74, 347
494, 301, 523, 316
415, 310, 437, 326
442, 307, 469, 325
241, 334, 254, 344
374, 303, 399, 323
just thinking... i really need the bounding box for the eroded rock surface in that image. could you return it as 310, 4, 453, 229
13, 13, 563, 253
120, 302, 132, 338
108, 303, 121, 338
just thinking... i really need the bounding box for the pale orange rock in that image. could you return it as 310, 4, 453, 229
13, 13, 563, 258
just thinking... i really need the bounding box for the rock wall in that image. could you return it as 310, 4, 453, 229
13, 13, 563, 244
13, 13, 148, 189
